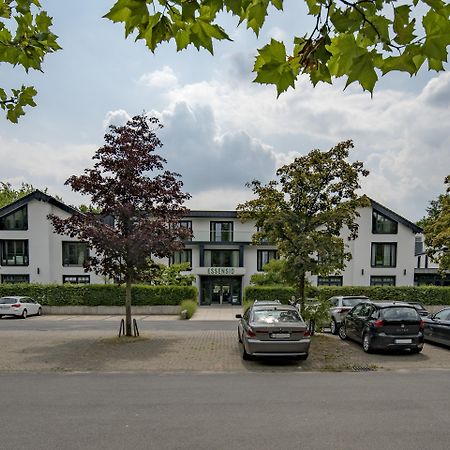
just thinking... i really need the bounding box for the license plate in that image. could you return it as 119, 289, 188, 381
395, 339, 412, 344
270, 333, 290, 339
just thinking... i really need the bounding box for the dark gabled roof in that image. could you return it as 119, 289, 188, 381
186, 210, 238, 218
369, 198, 422, 234
0, 189, 79, 218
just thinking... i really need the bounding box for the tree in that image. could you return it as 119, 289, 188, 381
237, 140, 369, 312
249, 258, 289, 286
49, 113, 192, 336
0, 181, 35, 207
0, 1, 60, 122
423, 175, 450, 272
104, 0, 450, 95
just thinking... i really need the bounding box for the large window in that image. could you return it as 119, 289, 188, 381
0, 206, 28, 230
370, 276, 396, 286
62, 242, 88, 267
372, 210, 398, 234
1, 274, 30, 284
0, 240, 29, 266
257, 250, 278, 271
204, 250, 239, 267
63, 275, 90, 284
170, 249, 192, 268
210, 221, 233, 242
317, 276, 343, 286
178, 221, 192, 241
371, 243, 397, 267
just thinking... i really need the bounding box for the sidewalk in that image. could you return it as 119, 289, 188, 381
191, 305, 242, 321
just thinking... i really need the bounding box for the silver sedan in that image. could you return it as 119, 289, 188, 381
236, 303, 311, 360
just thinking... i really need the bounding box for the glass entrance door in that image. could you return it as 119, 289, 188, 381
201, 277, 242, 305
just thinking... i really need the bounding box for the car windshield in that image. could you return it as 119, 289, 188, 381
342, 298, 366, 307
253, 309, 301, 324
0, 298, 17, 304
381, 307, 419, 321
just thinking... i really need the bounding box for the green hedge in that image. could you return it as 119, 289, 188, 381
0, 283, 198, 306
245, 285, 450, 306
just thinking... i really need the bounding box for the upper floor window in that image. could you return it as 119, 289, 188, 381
0, 205, 28, 230
170, 249, 192, 268
204, 250, 239, 267
257, 250, 278, 271
372, 210, 398, 234
179, 220, 192, 241
210, 221, 233, 242
0, 240, 29, 266
62, 242, 88, 267
371, 243, 397, 267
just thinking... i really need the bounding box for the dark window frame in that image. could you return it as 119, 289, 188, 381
169, 249, 192, 268
63, 275, 90, 284
372, 210, 398, 234
0, 239, 29, 266
62, 241, 89, 267
1, 274, 30, 284
371, 242, 397, 268
203, 249, 240, 267
257, 250, 279, 271
370, 275, 396, 286
317, 276, 343, 286
210, 221, 234, 242
0, 205, 28, 231
178, 220, 192, 241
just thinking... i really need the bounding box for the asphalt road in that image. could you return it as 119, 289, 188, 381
1, 371, 449, 450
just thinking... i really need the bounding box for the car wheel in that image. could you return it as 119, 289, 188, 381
242, 344, 251, 361
362, 333, 372, 353
21, 309, 28, 319
37, 307, 42, 316
338, 325, 348, 340
330, 319, 339, 335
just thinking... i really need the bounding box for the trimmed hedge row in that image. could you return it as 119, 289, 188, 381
245, 285, 450, 306
0, 283, 198, 306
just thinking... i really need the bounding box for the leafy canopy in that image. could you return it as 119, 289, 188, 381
423, 175, 450, 272
104, 0, 450, 95
0, 0, 60, 122
237, 140, 369, 311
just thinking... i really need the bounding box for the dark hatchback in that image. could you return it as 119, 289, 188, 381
339, 301, 424, 353
423, 307, 450, 347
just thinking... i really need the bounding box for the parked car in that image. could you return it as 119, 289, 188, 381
236, 303, 310, 360
423, 307, 450, 347
406, 302, 429, 317
327, 296, 369, 334
0, 296, 42, 319
338, 301, 424, 353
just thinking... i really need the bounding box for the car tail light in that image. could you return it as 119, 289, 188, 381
11, 303, 21, 308
373, 319, 384, 328
419, 320, 424, 330
303, 330, 311, 337
246, 327, 257, 338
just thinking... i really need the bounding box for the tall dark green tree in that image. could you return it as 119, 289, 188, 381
237, 140, 369, 312
49, 114, 192, 336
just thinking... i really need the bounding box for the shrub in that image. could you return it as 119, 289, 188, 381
179, 300, 198, 319
244, 285, 296, 304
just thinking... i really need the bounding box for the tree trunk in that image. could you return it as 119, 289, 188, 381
298, 272, 306, 315
125, 276, 132, 336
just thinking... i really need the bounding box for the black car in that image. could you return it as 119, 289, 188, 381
339, 301, 424, 353
423, 307, 450, 347
406, 302, 429, 317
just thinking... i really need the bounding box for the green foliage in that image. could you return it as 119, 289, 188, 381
104, 0, 450, 94
0, 283, 198, 306
423, 175, 450, 272
0, 181, 35, 208
179, 299, 198, 319
244, 285, 296, 304
250, 258, 288, 285
0, 0, 61, 122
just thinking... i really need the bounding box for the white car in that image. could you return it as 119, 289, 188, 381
0, 296, 42, 319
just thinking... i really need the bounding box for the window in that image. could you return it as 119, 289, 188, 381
62, 242, 88, 267
0, 240, 29, 266
178, 221, 192, 241
170, 249, 192, 268
257, 250, 278, 271
0, 205, 28, 230
1, 274, 30, 284
210, 221, 233, 242
63, 275, 90, 284
371, 243, 397, 267
317, 276, 343, 286
204, 250, 239, 267
372, 210, 398, 234
370, 276, 396, 286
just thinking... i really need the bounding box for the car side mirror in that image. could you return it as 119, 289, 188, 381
235, 314, 242, 319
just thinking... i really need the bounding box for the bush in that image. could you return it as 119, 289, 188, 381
0, 283, 198, 306
244, 285, 296, 304
179, 300, 198, 319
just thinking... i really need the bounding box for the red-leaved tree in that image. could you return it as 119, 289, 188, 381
50, 114, 192, 336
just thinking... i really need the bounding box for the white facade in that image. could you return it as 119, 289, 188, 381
0, 191, 422, 303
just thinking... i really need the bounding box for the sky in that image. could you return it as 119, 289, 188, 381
0, 0, 449, 222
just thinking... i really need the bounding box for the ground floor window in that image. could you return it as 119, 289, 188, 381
1, 274, 30, 284
370, 276, 396, 286
200, 276, 242, 305
257, 250, 278, 271
317, 276, 343, 286
63, 275, 90, 284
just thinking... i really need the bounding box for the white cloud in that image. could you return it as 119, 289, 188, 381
102, 109, 131, 129
138, 66, 178, 89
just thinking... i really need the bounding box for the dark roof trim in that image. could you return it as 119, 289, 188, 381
370, 198, 422, 234
0, 189, 79, 218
